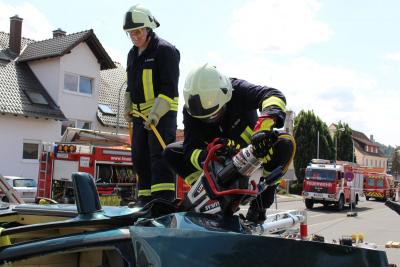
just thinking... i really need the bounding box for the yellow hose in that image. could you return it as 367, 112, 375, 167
130, 110, 167, 149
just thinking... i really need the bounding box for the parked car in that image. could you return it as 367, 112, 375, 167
1, 176, 37, 203
0, 172, 390, 267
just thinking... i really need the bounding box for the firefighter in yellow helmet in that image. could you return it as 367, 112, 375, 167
163, 64, 295, 223
123, 5, 180, 207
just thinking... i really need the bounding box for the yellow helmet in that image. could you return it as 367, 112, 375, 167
123, 4, 160, 31
183, 64, 232, 120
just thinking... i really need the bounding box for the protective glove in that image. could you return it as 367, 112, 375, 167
143, 96, 171, 130
253, 115, 275, 133
124, 92, 132, 122
250, 131, 277, 163
207, 137, 240, 158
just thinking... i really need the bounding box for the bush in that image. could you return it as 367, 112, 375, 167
289, 182, 303, 195
277, 188, 287, 195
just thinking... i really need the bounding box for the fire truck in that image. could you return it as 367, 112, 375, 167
302, 159, 363, 210
37, 128, 136, 205
363, 169, 396, 201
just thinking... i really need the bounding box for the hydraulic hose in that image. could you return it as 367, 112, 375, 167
130, 110, 167, 149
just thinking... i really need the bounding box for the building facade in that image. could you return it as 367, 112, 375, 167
0, 16, 128, 180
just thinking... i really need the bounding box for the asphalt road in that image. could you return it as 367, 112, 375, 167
240, 196, 400, 266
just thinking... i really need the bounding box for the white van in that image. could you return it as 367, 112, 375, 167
2, 176, 37, 203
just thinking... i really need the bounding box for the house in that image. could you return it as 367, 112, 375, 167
329, 124, 387, 172
0, 15, 128, 180
352, 130, 387, 172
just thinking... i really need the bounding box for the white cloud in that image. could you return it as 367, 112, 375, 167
386, 52, 400, 61
0, 1, 53, 40
229, 0, 333, 54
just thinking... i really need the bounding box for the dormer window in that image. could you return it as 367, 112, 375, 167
64, 72, 93, 95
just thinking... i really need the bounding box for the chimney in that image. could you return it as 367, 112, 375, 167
52, 28, 66, 38
9, 15, 23, 55
370, 134, 374, 142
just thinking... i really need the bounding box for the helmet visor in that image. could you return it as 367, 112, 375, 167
123, 12, 145, 31
186, 94, 220, 118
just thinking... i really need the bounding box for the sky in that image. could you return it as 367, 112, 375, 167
0, 0, 399, 147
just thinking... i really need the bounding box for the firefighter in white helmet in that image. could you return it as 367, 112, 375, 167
123, 4, 180, 207
164, 64, 296, 223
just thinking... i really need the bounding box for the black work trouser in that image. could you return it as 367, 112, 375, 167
131, 111, 177, 201
163, 132, 296, 209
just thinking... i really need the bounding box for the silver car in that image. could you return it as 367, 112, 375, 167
2, 176, 37, 203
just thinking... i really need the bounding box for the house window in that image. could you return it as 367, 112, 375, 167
64, 73, 93, 95
61, 120, 76, 135
61, 120, 92, 135
22, 141, 39, 160
76, 120, 91, 130
98, 104, 116, 116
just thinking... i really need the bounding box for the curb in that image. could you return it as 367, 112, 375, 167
277, 195, 303, 202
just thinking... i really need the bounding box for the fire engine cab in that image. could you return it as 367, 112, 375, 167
363, 168, 396, 201
303, 159, 363, 210
37, 128, 136, 205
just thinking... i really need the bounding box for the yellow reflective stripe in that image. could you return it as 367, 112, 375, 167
159, 93, 173, 103
184, 170, 202, 185
138, 189, 151, 197
170, 98, 179, 111
139, 100, 154, 110
190, 149, 203, 171
258, 119, 274, 132
142, 69, 155, 102
151, 183, 175, 192
158, 94, 179, 111
240, 126, 253, 144
262, 96, 286, 111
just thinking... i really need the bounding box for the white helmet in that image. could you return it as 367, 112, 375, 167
183, 64, 233, 120
123, 4, 160, 32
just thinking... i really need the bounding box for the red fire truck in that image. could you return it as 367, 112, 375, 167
37, 128, 190, 205
363, 169, 396, 201
302, 159, 364, 210
37, 128, 135, 205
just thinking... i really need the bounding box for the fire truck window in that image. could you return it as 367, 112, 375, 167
376, 179, 384, 187
305, 169, 336, 182
367, 178, 375, 186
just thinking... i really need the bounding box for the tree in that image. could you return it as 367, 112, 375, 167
392, 149, 400, 178
335, 121, 354, 162
293, 110, 334, 183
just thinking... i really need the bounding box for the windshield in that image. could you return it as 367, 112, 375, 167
305, 168, 336, 182
13, 179, 36, 188
367, 177, 384, 187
